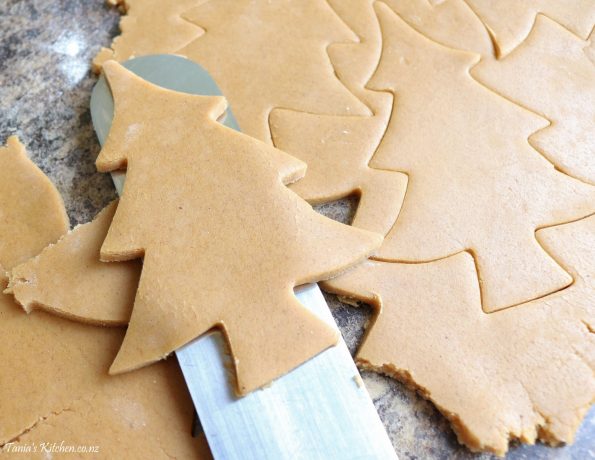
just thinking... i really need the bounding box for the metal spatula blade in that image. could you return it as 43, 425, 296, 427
90, 54, 396, 460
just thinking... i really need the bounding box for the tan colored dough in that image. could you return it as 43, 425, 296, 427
270, 95, 407, 236
95, 61, 383, 395
96, 1, 403, 231
466, 0, 595, 57
92, 0, 203, 72
6, 200, 140, 326
368, 3, 595, 312
586, 28, 595, 65
270, 0, 406, 236
0, 136, 69, 270
383, 0, 493, 55
93, 0, 491, 231
473, 15, 595, 185
177, 0, 369, 142
0, 173, 208, 457
323, 215, 595, 456
0, 282, 209, 459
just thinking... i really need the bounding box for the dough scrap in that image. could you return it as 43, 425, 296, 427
4, 378, 212, 460
0, 171, 208, 457
95, 61, 383, 395
177, 0, 369, 141
270, 0, 406, 236
0, 283, 209, 459
323, 215, 595, 456
6, 201, 140, 326
92, 0, 204, 72
0, 136, 69, 270
466, 0, 595, 57
473, 15, 595, 185
368, 3, 595, 312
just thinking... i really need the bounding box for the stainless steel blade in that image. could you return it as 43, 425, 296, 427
90, 54, 397, 460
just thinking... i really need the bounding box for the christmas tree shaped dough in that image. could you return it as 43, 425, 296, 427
96, 61, 383, 394
177, 0, 369, 141
466, 0, 595, 57
93, 0, 203, 72
7, 201, 140, 326
0, 155, 208, 457
0, 136, 69, 270
473, 15, 595, 185
368, 3, 595, 312
270, 0, 406, 237
323, 215, 595, 456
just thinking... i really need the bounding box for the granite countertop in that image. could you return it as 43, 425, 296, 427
0, 1, 593, 459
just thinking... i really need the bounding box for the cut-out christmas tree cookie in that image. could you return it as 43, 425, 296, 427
368, 3, 595, 312
92, 0, 204, 72
0, 189, 208, 458
6, 200, 140, 326
0, 136, 69, 270
96, 61, 383, 395
465, 0, 595, 57
473, 15, 595, 185
176, 0, 369, 141
323, 215, 595, 456
270, 0, 406, 236
383, 0, 493, 55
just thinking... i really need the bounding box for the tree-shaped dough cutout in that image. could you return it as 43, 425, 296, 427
368, 3, 595, 312
473, 15, 595, 185
96, 61, 383, 395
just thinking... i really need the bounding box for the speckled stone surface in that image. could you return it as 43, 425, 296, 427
0, 1, 593, 458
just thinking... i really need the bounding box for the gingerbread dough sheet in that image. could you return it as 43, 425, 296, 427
96, 61, 382, 394
0, 136, 69, 270
0, 281, 209, 459
323, 215, 595, 456
95, 0, 492, 227
368, 3, 595, 312
7, 200, 140, 326
473, 15, 595, 185
466, 0, 595, 57
0, 152, 208, 458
